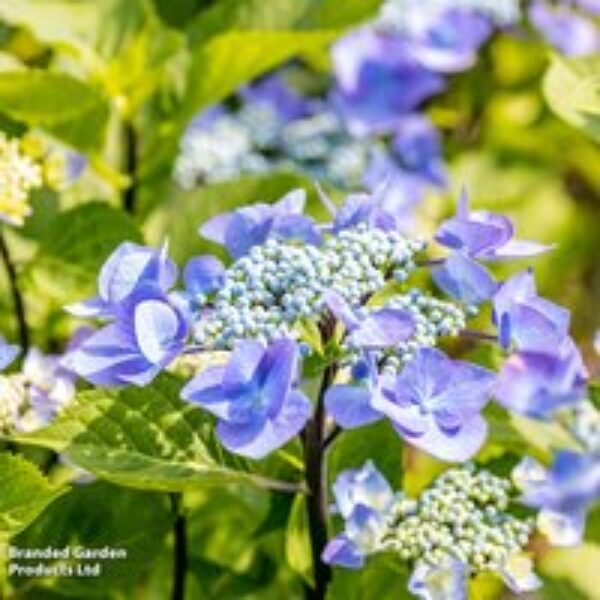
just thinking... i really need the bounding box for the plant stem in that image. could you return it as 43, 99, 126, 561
0, 227, 29, 352
122, 120, 138, 214
459, 329, 498, 343
170, 493, 188, 600
303, 365, 334, 600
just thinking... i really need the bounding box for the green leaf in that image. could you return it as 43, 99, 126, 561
285, 494, 313, 586
26, 201, 142, 302
181, 29, 338, 124
0, 453, 68, 541
0, 71, 109, 151
10, 482, 171, 598
544, 54, 600, 142
7, 375, 271, 493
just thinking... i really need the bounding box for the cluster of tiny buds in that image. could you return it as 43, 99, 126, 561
193, 225, 425, 350
173, 102, 376, 191
383, 465, 535, 573
0, 374, 37, 433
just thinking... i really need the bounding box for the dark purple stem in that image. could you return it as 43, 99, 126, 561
459, 329, 498, 343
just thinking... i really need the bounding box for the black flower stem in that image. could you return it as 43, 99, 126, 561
170, 492, 188, 600
303, 364, 335, 600
0, 227, 29, 352
122, 119, 138, 215
459, 329, 498, 343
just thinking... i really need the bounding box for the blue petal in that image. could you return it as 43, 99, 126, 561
181, 365, 230, 419
432, 252, 497, 304
351, 308, 415, 348
322, 535, 364, 569
325, 384, 382, 428
183, 255, 225, 296
0, 336, 19, 370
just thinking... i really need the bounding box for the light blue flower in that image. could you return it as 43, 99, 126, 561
181, 338, 311, 459
0, 335, 19, 370
408, 557, 468, 600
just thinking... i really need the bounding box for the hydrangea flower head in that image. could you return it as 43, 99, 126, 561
181, 338, 311, 458
372, 347, 495, 461
64, 243, 188, 387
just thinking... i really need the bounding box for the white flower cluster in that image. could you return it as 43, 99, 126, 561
173, 105, 374, 191
376, 0, 521, 31
194, 226, 425, 349
385, 466, 535, 574
0, 133, 43, 226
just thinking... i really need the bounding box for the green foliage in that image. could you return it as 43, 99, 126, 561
285, 494, 313, 586
0, 453, 68, 541
6, 375, 262, 492
10, 482, 171, 598
544, 54, 600, 142
0, 71, 109, 151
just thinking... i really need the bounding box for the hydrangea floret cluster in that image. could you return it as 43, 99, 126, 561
5, 183, 592, 598
324, 461, 540, 598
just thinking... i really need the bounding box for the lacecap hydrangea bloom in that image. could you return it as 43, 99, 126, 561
63, 184, 595, 597
324, 462, 542, 598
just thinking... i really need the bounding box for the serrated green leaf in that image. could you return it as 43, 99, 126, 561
544, 54, 600, 142
6, 375, 276, 493
0, 453, 68, 541
285, 494, 313, 586
0, 71, 109, 150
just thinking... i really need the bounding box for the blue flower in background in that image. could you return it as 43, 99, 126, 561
492, 270, 570, 351
322, 461, 397, 568
200, 189, 322, 258
405, 8, 492, 73
408, 557, 468, 600
0, 335, 19, 370
495, 344, 586, 419
181, 338, 311, 459
64, 243, 189, 387
530, 1, 600, 56
331, 29, 445, 135
372, 347, 495, 461
514, 452, 600, 546
435, 191, 553, 262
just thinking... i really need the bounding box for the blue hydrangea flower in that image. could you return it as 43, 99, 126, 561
0, 335, 19, 370
67, 242, 177, 318
322, 461, 396, 568
513, 452, 600, 546
435, 191, 553, 262
530, 1, 600, 56
492, 270, 570, 351
181, 338, 311, 459
371, 348, 495, 461
64, 243, 188, 387
331, 30, 444, 135
405, 8, 492, 73
495, 345, 587, 419
200, 189, 322, 258
408, 557, 468, 600
432, 251, 498, 305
